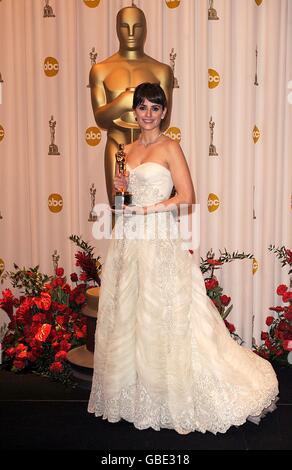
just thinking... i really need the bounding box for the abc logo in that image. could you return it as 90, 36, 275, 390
207, 193, 220, 212
48, 193, 63, 213
253, 125, 260, 143
0, 258, 5, 276
208, 69, 220, 89
0, 125, 4, 142
165, 127, 181, 143
165, 0, 181, 8
86, 127, 102, 146
252, 258, 259, 274
44, 57, 59, 77
83, 0, 100, 7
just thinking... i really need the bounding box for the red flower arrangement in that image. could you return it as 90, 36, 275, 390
197, 248, 253, 343
0, 236, 102, 385
254, 245, 292, 365
0, 266, 88, 384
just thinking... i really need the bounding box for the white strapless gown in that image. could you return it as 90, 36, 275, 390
88, 162, 278, 434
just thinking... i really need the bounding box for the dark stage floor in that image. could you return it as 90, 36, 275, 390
0, 364, 292, 451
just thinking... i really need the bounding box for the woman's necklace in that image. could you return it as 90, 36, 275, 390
139, 132, 163, 147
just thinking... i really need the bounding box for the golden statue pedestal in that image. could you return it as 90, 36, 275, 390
67, 287, 99, 387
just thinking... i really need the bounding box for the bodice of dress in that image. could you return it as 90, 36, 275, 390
127, 162, 174, 207
113, 162, 177, 240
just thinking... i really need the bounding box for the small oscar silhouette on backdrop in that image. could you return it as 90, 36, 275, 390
170, 48, 179, 89
48, 115, 60, 155
254, 46, 259, 86
43, 0, 55, 18
88, 184, 98, 222
209, 116, 218, 156
113, 144, 132, 209
87, 48, 98, 87
208, 0, 219, 20
52, 249, 60, 273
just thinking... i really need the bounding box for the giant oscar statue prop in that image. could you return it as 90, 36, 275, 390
89, 5, 174, 204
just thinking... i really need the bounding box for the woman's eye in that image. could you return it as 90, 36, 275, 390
152, 107, 160, 112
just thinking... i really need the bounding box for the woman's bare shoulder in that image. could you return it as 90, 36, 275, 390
162, 135, 182, 153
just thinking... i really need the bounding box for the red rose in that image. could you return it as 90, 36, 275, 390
265, 316, 274, 326
282, 291, 292, 303
13, 359, 26, 370
74, 329, 85, 339
224, 320, 235, 333
75, 293, 86, 305
32, 313, 46, 323
275, 330, 284, 340
17, 350, 30, 359
278, 320, 288, 331
207, 259, 223, 265
276, 284, 288, 295
56, 315, 66, 325
283, 340, 292, 351
205, 278, 218, 290
59, 340, 71, 351
55, 303, 67, 313
269, 306, 284, 313
220, 295, 231, 306
55, 267, 64, 277
62, 284, 71, 294
261, 332, 268, 340
258, 350, 270, 359
27, 352, 37, 362
284, 311, 292, 321
49, 361, 63, 373
33, 292, 52, 311
227, 322, 235, 333
15, 343, 27, 353
5, 347, 16, 357
79, 272, 88, 282
55, 350, 67, 361
265, 338, 272, 348
70, 273, 78, 282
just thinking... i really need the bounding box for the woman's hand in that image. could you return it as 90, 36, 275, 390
113, 171, 129, 192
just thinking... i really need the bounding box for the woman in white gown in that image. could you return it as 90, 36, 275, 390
88, 83, 278, 434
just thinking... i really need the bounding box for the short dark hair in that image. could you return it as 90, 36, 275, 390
133, 82, 167, 110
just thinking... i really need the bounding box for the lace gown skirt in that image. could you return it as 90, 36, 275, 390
88, 214, 278, 434
88, 163, 278, 434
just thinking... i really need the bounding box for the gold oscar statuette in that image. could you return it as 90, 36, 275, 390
113, 144, 132, 209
